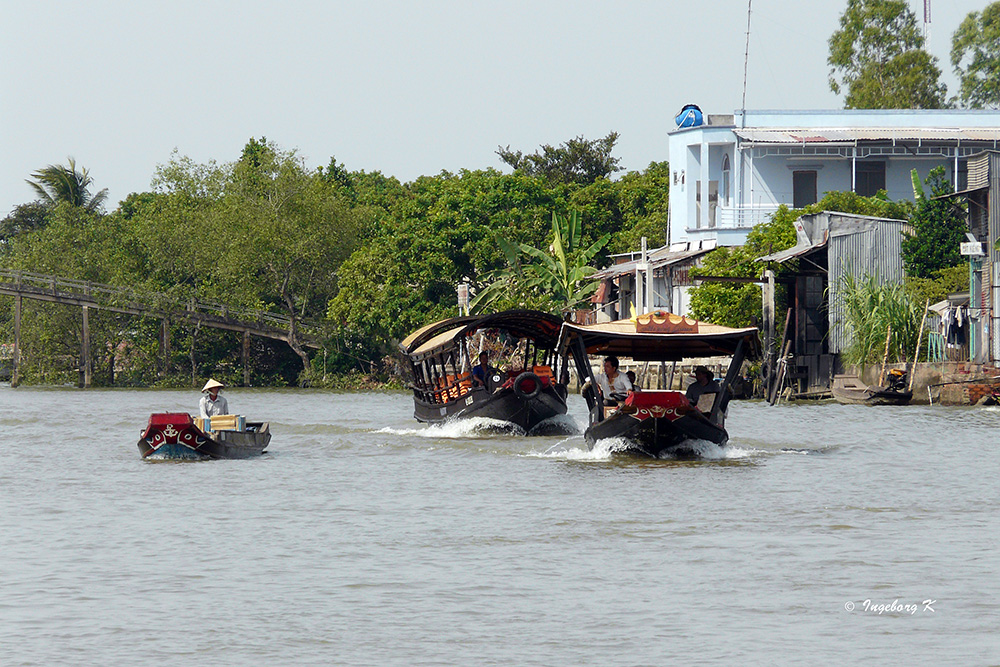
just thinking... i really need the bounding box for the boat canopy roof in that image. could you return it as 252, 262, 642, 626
398, 315, 480, 354
400, 310, 565, 361
558, 312, 760, 361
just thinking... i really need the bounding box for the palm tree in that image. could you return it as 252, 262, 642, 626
26, 157, 109, 212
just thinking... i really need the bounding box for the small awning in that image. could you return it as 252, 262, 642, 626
932, 184, 989, 200
591, 246, 714, 279
757, 240, 825, 263
591, 259, 641, 280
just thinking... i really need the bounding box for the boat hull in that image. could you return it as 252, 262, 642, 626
137, 413, 270, 460
413, 385, 567, 433
584, 391, 728, 458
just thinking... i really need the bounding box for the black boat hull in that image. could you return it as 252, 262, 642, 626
413, 385, 567, 433
585, 410, 727, 458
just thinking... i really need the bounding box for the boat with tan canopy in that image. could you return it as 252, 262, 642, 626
557, 311, 760, 457
399, 310, 569, 432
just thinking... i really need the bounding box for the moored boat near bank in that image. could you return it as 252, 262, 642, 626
137, 412, 270, 460
831, 371, 912, 406
399, 310, 568, 433
558, 311, 760, 458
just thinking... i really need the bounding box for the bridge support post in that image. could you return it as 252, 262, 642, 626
12, 295, 21, 387
160, 318, 170, 378
80, 305, 92, 388
242, 330, 250, 386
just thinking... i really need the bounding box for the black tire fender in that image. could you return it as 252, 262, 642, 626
513, 372, 542, 400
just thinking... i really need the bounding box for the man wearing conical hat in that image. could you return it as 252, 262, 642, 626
199, 378, 229, 418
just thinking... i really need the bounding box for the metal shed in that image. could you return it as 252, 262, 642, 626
758, 211, 910, 393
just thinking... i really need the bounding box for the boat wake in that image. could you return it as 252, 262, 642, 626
531, 436, 628, 460
657, 438, 757, 460
375, 417, 526, 439
532, 436, 759, 461
142, 454, 199, 463
527, 414, 581, 436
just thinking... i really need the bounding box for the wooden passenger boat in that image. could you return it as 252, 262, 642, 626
831, 373, 912, 406
558, 312, 760, 458
399, 310, 568, 432
137, 412, 270, 460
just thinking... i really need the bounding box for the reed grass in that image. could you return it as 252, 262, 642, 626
837, 273, 924, 366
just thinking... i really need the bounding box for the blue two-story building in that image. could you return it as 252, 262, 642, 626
668, 108, 1000, 248
592, 108, 1000, 324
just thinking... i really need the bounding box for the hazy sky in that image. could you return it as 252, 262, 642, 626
1, 0, 991, 215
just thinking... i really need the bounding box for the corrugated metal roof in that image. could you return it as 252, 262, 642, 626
734, 128, 1000, 144
932, 184, 989, 200
591, 247, 714, 279
757, 238, 826, 263
755, 211, 909, 263
592, 259, 642, 280
650, 246, 714, 270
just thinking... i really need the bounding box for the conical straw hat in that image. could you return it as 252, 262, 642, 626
201, 378, 225, 392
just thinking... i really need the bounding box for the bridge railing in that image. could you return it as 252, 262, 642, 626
0, 268, 299, 330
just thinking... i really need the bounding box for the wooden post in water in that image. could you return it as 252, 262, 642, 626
242, 330, 251, 386
12, 295, 21, 387
762, 269, 775, 371
909, 301, 929, 392
81, 305, 92, 388
878, 325, 892, 387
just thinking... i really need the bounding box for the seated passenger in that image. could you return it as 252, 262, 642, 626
685, 366, 721, 405
626, 370, 640, 392
199, 378, 229, 418
471, 351, 496, 389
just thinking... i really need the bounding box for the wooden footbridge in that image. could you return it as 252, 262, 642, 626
0, 268, 318, 387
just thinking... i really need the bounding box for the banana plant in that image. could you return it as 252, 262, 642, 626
471, 210, 610, 314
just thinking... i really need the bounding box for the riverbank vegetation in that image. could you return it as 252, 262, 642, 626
837, 273, 926, 366
0, 132, 974, 387
1, 137, 669, 387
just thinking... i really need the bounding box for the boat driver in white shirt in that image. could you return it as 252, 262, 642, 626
596, 355, 633, 405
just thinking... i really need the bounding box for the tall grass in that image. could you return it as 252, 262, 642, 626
837, 273, 924, 366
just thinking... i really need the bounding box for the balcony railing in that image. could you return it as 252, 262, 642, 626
713, 204, 781, 229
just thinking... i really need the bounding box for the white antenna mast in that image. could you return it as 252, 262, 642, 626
923, 0, 931, 40
741, 0, 753, 123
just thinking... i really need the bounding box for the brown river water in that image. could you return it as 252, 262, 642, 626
1, 387, 997, 665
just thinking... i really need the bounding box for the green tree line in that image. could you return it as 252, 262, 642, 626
1, 137, 669, 387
